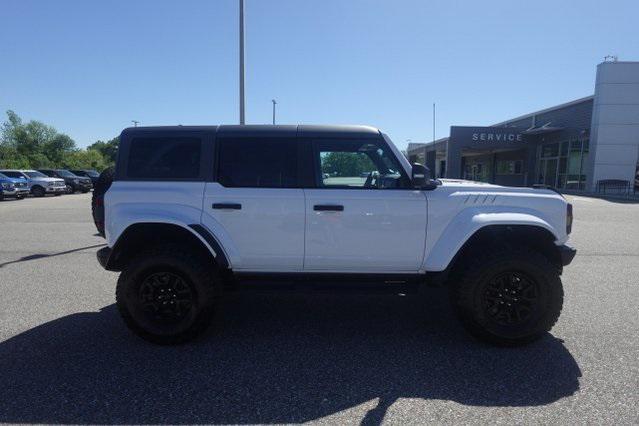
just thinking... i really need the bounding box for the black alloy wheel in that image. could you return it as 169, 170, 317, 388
139, 271, 195, 324
482, 271, 539, 326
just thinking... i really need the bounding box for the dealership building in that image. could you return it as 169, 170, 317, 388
407, 60, 639, 191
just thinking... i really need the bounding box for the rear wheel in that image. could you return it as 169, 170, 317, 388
31, 186, 45, 197
116, 245, 221, 344
449, 247, 563, 346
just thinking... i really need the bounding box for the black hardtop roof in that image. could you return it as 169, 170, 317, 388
120, 124, 381, 139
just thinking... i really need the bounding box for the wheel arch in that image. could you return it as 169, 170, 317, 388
443, 224, 564, 277
104, 222, 229, 271
424, 207, 564, 271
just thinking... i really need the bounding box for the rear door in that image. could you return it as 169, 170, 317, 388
200, 129, 305, 272
303, 137, 427, 272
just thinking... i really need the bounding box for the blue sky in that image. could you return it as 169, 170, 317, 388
1, 0, 637, 149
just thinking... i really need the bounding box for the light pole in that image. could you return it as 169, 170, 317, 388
272, 99, 277, 125
131, 120, 139, 127
239, 0, 245, 124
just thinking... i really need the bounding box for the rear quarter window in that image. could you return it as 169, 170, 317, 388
126, 137, 202, 179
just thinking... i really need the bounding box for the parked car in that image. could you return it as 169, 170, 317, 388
0, 172, 29, 199
0, 169, 66, 197
97, 125, 575, 346
38, 169, 93, 193
70, 169, 100, 185
0, 179, 16, 201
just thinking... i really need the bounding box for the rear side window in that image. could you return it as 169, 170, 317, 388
127, 137, 201, 179
217, 138, 298, 188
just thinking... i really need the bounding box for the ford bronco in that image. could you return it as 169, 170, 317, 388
96, 125, 575, 345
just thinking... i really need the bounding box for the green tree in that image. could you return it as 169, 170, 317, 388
321, 152, 376, 177
62, 149, 109, 170
88, 136, 119, 165
0, 110, 114, 171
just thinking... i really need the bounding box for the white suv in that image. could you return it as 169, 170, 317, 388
97, 125, 575, 345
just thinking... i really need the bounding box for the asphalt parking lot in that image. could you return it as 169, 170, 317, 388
0, 193, 637, 424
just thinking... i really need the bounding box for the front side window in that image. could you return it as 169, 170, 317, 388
315, 140, 409, 189
217, 137, 298, 188
127, 137, 201, 179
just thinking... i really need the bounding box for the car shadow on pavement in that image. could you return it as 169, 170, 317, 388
0, 244, 106, 268
0, 290, 581, 424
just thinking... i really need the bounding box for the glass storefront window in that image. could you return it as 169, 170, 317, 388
541, 143, 559, 158
496, 160, 523, 175
537, 138, 589, 189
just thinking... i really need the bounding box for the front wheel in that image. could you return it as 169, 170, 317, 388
450, 247, 563, 346
31, 186, 45, 197
116, 245, 221, 344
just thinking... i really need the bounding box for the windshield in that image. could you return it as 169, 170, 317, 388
25, 171, 48, 178
56, 169, 76, 178
0, 173, 9, 180
85, 170, 99, 177
0, 171, 24, 178
381, 133, 412, 177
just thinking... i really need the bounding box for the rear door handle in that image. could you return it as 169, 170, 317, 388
212, 203, 242, 210
314, 204, 344, 211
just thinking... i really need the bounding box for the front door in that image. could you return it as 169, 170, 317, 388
201, 135, 305, 272
539, 158, 559, 187
304, 138, 427, 272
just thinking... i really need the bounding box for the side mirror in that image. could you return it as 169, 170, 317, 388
412, 163, 438, 190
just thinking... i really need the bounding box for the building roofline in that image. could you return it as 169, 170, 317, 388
491, 95, 594, 127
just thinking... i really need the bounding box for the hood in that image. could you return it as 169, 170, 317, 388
438, 179, 502, 189
436, 178, 561, 197
6, 177, 27, 184
30, 176, 65, 183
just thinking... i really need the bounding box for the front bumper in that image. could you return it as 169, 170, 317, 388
46, 186, 67, 193
558, 244, 577, 266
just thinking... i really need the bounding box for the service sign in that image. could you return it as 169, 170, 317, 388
450, 126, 526, 148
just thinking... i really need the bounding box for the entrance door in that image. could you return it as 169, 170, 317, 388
539, 158, 559, 187
304, 138, 427, 272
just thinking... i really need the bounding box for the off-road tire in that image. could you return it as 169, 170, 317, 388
449, 246, 563, 346
116, 245, 221, 345
31, 186, 45, 197
92, 167, 114, 236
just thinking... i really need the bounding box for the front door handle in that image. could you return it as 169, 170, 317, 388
314, 204, 344, 212
212, 203, 242, 210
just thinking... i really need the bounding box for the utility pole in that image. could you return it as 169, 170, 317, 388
272, 99, 277, 124
432, 103, 435, 142
131, 120, 139, 127
239, 0, 246, 124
